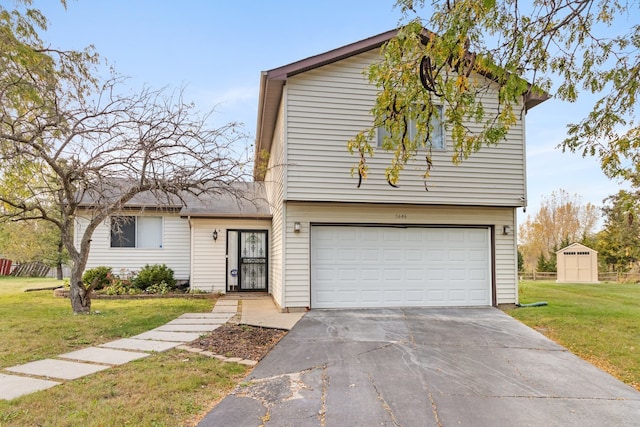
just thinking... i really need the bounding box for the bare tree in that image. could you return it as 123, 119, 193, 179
0, 74, 249, 313
0, 2, 250, 313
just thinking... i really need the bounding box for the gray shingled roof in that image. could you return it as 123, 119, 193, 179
179, 182, 271, 218
77, 181, 271, 218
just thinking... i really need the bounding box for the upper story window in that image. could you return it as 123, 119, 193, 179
377, 105, 444, 150
110, 216, 163, 248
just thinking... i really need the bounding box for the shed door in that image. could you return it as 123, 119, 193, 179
311, 226, 491, 308
565, 252, 593, 282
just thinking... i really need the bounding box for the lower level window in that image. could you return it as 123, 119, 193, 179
110, 216, 162, 248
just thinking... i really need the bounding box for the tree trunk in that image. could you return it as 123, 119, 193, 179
56, 241, 64, 281
69, 264, 91, 314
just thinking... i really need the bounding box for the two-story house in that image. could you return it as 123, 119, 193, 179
78, 29, 546, 311
255, 29, 545, 311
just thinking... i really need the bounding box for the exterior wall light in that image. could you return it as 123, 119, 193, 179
212, 230, 218, 241
502, 225, 512, 235
294, 222, 301, 233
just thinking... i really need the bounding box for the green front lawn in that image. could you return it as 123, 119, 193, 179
0, 277, 248, 426
504, 280, 640, 390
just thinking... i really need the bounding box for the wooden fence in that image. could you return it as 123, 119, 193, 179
0, 260, 71, 278
520, 271, 640, 282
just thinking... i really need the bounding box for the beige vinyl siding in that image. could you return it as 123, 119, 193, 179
75, 213, 190, 279
263, 99, 286, 307
284, 50, 526, 206
281, 202, 517, 309
189, 218, 271, 293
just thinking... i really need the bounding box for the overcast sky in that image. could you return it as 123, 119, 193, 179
34, 0, 624, 228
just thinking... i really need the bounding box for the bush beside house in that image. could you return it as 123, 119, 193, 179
82, 264, 179, 295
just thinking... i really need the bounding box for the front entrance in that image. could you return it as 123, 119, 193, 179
226, 230, 268, 292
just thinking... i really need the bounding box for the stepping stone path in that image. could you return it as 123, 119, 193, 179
0, 299, 240, 401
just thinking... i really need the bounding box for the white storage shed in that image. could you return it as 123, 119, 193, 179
556, 243, 599, 283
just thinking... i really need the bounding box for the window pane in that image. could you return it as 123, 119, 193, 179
377, 126, 390, 147
137, 217, 162, 248
111, 216, 136, 248
377, 105, 444, 149
430, 105, 444, 149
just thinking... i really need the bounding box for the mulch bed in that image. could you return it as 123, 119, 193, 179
189, 324, 288, 361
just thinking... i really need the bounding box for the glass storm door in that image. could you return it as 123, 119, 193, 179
227, 230, 268, 292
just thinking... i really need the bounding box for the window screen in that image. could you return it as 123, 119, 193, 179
137, 217, 162, 248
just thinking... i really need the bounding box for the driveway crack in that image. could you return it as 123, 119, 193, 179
319, 364, 328, 426
366, 372, 402, 426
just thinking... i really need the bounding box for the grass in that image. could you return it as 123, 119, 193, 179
0, 277, 248, 426
503, 280, 640, 390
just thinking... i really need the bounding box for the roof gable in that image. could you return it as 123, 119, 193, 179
254, 30, 398, 179
254, 28, 550, 180
556, 242, 598, 254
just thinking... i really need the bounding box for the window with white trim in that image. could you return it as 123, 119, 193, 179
377, 105, 444, 149
110, 216, 163, 248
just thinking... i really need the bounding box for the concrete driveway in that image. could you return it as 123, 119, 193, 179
199, 308, 640, 426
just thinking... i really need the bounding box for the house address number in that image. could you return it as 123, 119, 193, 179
395, 213, 407, 219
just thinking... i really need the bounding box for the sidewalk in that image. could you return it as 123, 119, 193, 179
0, 296, 304, 401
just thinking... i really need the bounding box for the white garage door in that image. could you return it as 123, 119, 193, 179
311, 226, 491, 308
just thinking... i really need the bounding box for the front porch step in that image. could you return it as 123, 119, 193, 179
221, 292, 269, 300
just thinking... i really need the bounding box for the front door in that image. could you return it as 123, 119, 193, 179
226, 230, 268, 292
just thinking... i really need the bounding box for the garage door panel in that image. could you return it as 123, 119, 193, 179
449, 269, 467, 280
383, 290, 402, 303
470, 269, 487, 280
383, 248, 402, 261
383, 229, 402, 241
427, 230, 445, 242
311, 226, 492, 308
427, 249, 446, 261
361, 248, 380, 262
428, 269, 446, 280
406, 269, 424, 280
470, 249, 487, 261
427, 290, 446, 303
361, 269, 380, 281
470, 290, 489, 301
448, 250, 467, 262
315, 248, 334, 261
338, 269, 357, 281
447, 230, 466, 242
406, 249, 424, 261
383, 268, 402, 281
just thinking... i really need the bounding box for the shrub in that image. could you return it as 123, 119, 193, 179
132, 264, 176, 291
145, 282, 173, 295
82, 266, 112, 290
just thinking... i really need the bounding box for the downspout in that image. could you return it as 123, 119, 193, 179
187, 215, 193, 291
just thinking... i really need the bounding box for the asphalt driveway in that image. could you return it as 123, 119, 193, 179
199, 308, 640, 426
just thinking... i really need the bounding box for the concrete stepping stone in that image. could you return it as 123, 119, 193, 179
132, 330, 203, 342
212, 305, 238, 313
99, 338, 181, 352
0, 373, 60, 400
214, 299, 239, 306
5, 359, 109, 381
155, 324, 222, 333
59, 347, 149, 365
167, 318, 229, 325
179, 313, 235, 320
